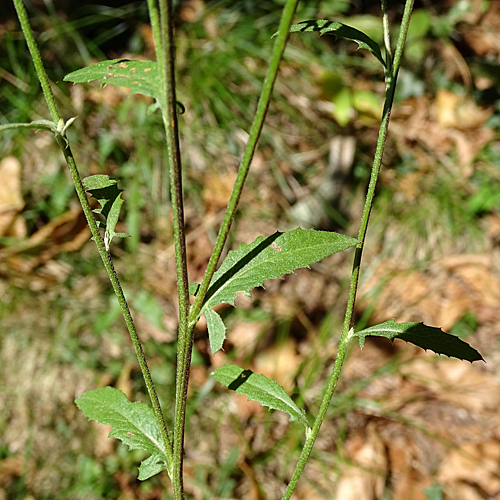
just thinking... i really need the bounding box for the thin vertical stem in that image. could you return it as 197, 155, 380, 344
281, 1, 415, 498
162, 0, 300, 497
153, 0, 190, 498
189, 0, 300, 326
13, 0, 173, 473
146, 0, 163, 74
13, 0, 59, 122
157, 0, 190, 322
391, 0, 414, 80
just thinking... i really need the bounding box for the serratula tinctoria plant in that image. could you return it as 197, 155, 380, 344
6, 0, 482, 497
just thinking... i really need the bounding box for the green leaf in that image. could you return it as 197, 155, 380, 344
64, 59, 160, 99
82, 174, 129, 250
200, 227, 358, 354
75, 387, 170, 480
212, 364, 309, 428
189, 282, 200, 296
288, 20, 386, 68
204, 307, 227, 353
138, 455, 168, 481
353, 319, 484, 363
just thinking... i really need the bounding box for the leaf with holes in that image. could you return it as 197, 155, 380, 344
353, 319, 483, 362
82, 174, 129, 250
212, 364, 309, 428
64, 59, 160, 99
287, 20, 386, 68
75, 387, 170, 480
194, 228, 358, 354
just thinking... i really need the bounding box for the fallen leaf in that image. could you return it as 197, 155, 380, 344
0, 157, 26, 237
202, 171, 237, 213
437, 441, 500, 499
336, 423, 387, 500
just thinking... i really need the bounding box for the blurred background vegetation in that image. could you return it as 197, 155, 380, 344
1, 0, 500, 499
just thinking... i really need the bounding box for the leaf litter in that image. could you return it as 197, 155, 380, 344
3, 2, 500, 498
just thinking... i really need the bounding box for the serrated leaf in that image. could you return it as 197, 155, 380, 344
212, 364, 309, 428
200, 228, 358, 354
82, 174, 129, 250
353, 319, 484, 362
288, 20, 386, 68
82, 174, 117, 191
75, 387, 170, 480
138, 454, 168, 481
64, 59, 160, 99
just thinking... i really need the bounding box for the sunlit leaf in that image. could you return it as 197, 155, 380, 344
75, 387, 170, 480
353, 319, 483, 362
64, 59, 160, 99
64, 60, 185, 113
82, 174, 129, 250
212, 364, 309, 428
198, 228, 358, 354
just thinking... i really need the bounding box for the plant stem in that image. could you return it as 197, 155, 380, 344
189, 0, 300, 326
12, 0, 59, 123
281, 1, 414, 498
146, 0, 163, 74
166, 1, 299, 496
13, 0, 174, 473
152, 0, 190, 497
156, 0, 190, 319
60, 144, 175, 474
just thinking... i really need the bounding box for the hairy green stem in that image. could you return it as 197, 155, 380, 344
12, 0, 59, 123
150, 0, 190, 497
61, 143, 175, 474
189, 0, 300, 326
13, 0, 174, 473
155, 0, 190, 319
281, 1, 414, 498
146, 0, 163, 74
164, 0, 300, 497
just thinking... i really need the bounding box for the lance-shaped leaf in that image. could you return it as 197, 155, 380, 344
352, 319, 483, 363
82, 174, 129, 250
64, 59, 160, 99
75, 387, 170, 480
197, 228, 358, 354
287, 20, 386, 69
212, 364, 309, 428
